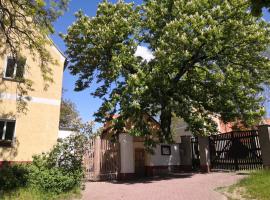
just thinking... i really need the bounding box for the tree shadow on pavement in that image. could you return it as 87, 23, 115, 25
108, 173, 195, 185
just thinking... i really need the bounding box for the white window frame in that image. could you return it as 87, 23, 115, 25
0, 119, 16, 141
3, 55, 26, 80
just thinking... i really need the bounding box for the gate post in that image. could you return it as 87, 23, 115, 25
198, 136, 211, 173
258, 125, 270, 168
119, 133, 135, 179
94, 136, 101, 180
179, 136, 192, 171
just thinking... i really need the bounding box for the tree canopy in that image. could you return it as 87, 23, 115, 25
59, 98, 80, 130
0, 0, 69, 112
0, 0, 69, 75
60, 97, 95, 137
64, 0, 270, 142
250, 0, 270, 16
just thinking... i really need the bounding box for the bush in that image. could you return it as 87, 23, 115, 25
28, 166, 81, 194
27, 134, 87, 194
0, 162, 29, 191
0, 133, 87, 195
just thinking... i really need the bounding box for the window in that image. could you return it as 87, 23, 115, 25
0, 120, 16, 145
4, 56, 26, 79
161, 145, 171, 155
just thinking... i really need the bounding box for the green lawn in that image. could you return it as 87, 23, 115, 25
1, 187, 81, 200
230, 170, 270, 200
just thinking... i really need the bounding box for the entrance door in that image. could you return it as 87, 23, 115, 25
135, 148, 145, 177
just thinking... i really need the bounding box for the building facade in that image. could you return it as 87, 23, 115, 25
119, 134, 182, 179
0, 43, 66, 164
100, 116, 243, 179
101, 115, 189, 179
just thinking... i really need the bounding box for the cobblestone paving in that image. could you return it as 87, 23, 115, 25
82, 172, 244, 200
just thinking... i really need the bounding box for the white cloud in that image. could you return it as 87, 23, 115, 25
135, 46, 154, 62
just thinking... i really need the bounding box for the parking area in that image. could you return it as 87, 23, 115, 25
82, 172, 245, 200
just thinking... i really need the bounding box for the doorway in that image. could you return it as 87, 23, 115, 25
135, 148, 145, 177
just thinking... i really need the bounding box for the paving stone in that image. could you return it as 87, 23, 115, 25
82, 172, 244, 200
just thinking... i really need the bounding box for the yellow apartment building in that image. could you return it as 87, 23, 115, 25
0, 43, 66, 164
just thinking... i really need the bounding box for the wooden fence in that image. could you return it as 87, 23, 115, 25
83, 137, 120, 181
209, 130, 263, 170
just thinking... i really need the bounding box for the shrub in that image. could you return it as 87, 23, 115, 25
0, 133, 88, 195
28, 166, 81, 194
0, 162, 29, 191
27, 133, 87, 194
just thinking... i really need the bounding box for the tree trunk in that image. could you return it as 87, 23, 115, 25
160, 103, 172, 142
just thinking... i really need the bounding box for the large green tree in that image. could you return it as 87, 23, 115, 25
64, 0, 270, 143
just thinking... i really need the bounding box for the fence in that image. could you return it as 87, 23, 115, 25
84, 138, 96, 180
209, 130, 263, 170
83, 137, 120, 181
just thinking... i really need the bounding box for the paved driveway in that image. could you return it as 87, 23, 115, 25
82, 172, 244, 200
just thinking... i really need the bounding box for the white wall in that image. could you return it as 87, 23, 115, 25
171, 118, 192, 143
146, 144, 181, 166
119, 134, 134, 173
58, 130, 74, 139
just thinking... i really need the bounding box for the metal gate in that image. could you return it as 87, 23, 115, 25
209, 130, 263, 170
84, 138, 120, 181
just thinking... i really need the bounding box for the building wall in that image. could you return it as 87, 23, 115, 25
134, 141, 181, 167
0, 45, 65, 100
0, 44, 65, 162
134, 140, 181, 176
146, 144, 181, 166
58, 130, 74, 139
119, 134, 134, 173
171, 118, 192, 143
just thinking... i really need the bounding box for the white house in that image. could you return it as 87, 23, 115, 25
101, 115, 192, 179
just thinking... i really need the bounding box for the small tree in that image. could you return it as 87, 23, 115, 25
59, 97, 95, 139
59, 98, 80, 130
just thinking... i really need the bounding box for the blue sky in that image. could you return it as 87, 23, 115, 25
51, 1, 270, 125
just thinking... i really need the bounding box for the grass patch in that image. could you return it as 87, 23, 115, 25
221, 170, 270, 200
235, 169, 270, 200
1, 186, 81, 200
